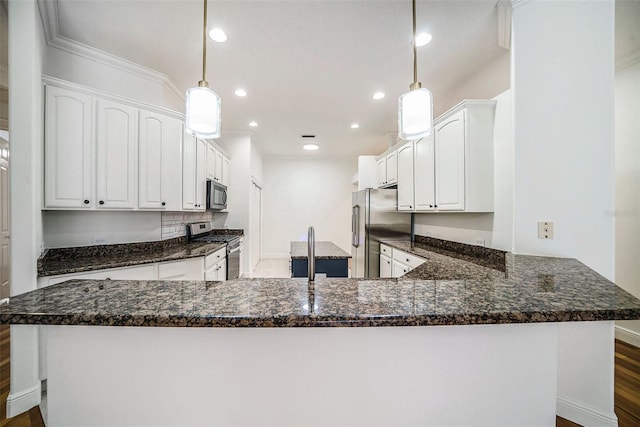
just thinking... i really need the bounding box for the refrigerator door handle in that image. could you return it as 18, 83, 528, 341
352, 205, 360, 248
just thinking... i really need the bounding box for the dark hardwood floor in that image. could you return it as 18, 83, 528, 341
0, 333, 639, 426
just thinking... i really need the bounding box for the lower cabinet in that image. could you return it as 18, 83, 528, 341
157, 258, 204, 280
379, 244, 426, 278
205, 247, 227, 281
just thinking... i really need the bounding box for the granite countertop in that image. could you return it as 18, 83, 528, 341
4, 254, 640, 327
290, 241, 352, 260
38, 238, 227, 277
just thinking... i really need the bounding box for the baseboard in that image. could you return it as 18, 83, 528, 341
6, 383, 41, 418
556, 394, 618, 427
615, 325, 640, 348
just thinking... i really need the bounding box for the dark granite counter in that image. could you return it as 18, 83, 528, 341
290, 241, 351, 259
38, 238, 226, 277
4, 254, 640, 327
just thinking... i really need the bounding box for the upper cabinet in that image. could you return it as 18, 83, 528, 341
43, 79, 220, 212
396, 100, 496, 213
376, 149, 398, 188
95, 99, 137, 209
138, 111, 183, 211
44, 85, 93, 208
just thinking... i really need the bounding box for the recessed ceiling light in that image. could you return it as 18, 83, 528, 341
209, 28, 227, 43
249, 121, 258, 127
303, 144, 319, 151
350, 123, 360, 129
234, 89, 247, 97
372, 92, 385, 100
415, 33, 432, 47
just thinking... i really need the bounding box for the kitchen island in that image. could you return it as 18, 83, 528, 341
3, 253, 640, 426
290, 240, 351, 278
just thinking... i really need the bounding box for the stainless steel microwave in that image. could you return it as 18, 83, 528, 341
206, 180, 227, 210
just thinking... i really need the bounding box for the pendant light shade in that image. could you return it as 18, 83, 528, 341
399, 86, 433, 140
186, 84, 221, 138
398, 0, 433, 140
185, 0, 221, 139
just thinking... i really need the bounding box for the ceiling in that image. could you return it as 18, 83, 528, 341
51, 0, 640, 158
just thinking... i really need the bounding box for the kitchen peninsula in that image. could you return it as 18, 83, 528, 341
3, 250, 640, 426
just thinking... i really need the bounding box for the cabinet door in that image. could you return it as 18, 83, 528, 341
380, 253, 392, 278
44, 85, 93, 208
222, 156, 230, 187
391, 259, 409, 278
95, 99, 137, 209
206, 143, 216, 180
195, 138, 207, 211
386, 151, 398, 185
414, 135, 435, 211
397, 142, 414, 211
138, 112, 183, 210
217, 259, 227, 282
182, 133, 197, 210
376, 157, 386, 187
214, 150, 224, 182
435, 111, 465, 211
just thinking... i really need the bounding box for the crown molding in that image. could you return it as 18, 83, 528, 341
37, 0, 184, 106
616, 51, 640, 71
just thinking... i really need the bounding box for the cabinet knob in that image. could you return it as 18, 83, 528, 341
161, 202, 166, 206
99, 200, 105, 205
406, 258, 410, 262
429, 204, 433, 208
83, 200, 90, 205
409, 206, 412, 209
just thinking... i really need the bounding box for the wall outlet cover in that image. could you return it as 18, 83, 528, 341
537, 221, 554, 239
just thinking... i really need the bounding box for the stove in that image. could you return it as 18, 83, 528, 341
187, 222, 242, 280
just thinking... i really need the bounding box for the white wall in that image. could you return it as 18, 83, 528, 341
262, 157, 356, 258
7, 0, 45, 416
436, 51, 511, 118
614, 60, 640, 341
414, 89, 514, 252
512, 0, 615, 279
46, 44, 182, 111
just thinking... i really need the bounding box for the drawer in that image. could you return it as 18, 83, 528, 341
392, 249, 426, 270
205, 248, 226, 268
380, 244, 392, 256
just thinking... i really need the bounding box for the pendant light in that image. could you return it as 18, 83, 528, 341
398, 0, 433, 140
185, 0, 221, 139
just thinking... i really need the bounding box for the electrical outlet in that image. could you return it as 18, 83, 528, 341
475, 238, 485, 247
537, 221, 554, 239
93, 236, 107, 245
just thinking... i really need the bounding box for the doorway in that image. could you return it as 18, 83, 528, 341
250, 178, 262, 273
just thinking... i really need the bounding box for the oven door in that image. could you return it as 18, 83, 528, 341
226, 246, 240, 280
207, 180, 227, 210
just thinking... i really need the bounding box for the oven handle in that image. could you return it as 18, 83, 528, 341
228, 247, 241, 254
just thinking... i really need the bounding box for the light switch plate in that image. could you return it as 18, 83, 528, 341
537, 221, 554, 239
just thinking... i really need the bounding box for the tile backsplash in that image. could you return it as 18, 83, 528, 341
161, 211, 214, 240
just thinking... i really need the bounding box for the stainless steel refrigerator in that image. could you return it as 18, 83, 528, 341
351, 188, 412, 278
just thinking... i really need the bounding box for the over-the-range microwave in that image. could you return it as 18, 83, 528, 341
206, 180, 227, 210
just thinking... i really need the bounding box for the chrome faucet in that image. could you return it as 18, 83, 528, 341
308, 226, 315, 282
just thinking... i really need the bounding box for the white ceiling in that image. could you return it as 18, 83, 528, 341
52, 0, 640, 158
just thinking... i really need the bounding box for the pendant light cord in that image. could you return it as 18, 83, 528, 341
412, 0, 417, 84
202, 0, 208, 83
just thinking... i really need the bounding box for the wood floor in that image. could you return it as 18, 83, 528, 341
0, 332, 639, 426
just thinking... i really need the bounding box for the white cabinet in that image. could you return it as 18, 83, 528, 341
44, 85, 93, 208
138, 111, 183, 211
222, 156, 230, 187
206, 143, 216, 180
396, 100, 496, 213
95, 99, 138, 209
182, 135, 207, 211
380, 253, 392, 278
214, 149, 224, 183
44, 80, 186, 211
205, 247, 227, 281
157, 258, 204, 280
397, 141, 414, 211
376, 150, 398, 188
378, 244, 426, 278
414, 135, 436, 211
